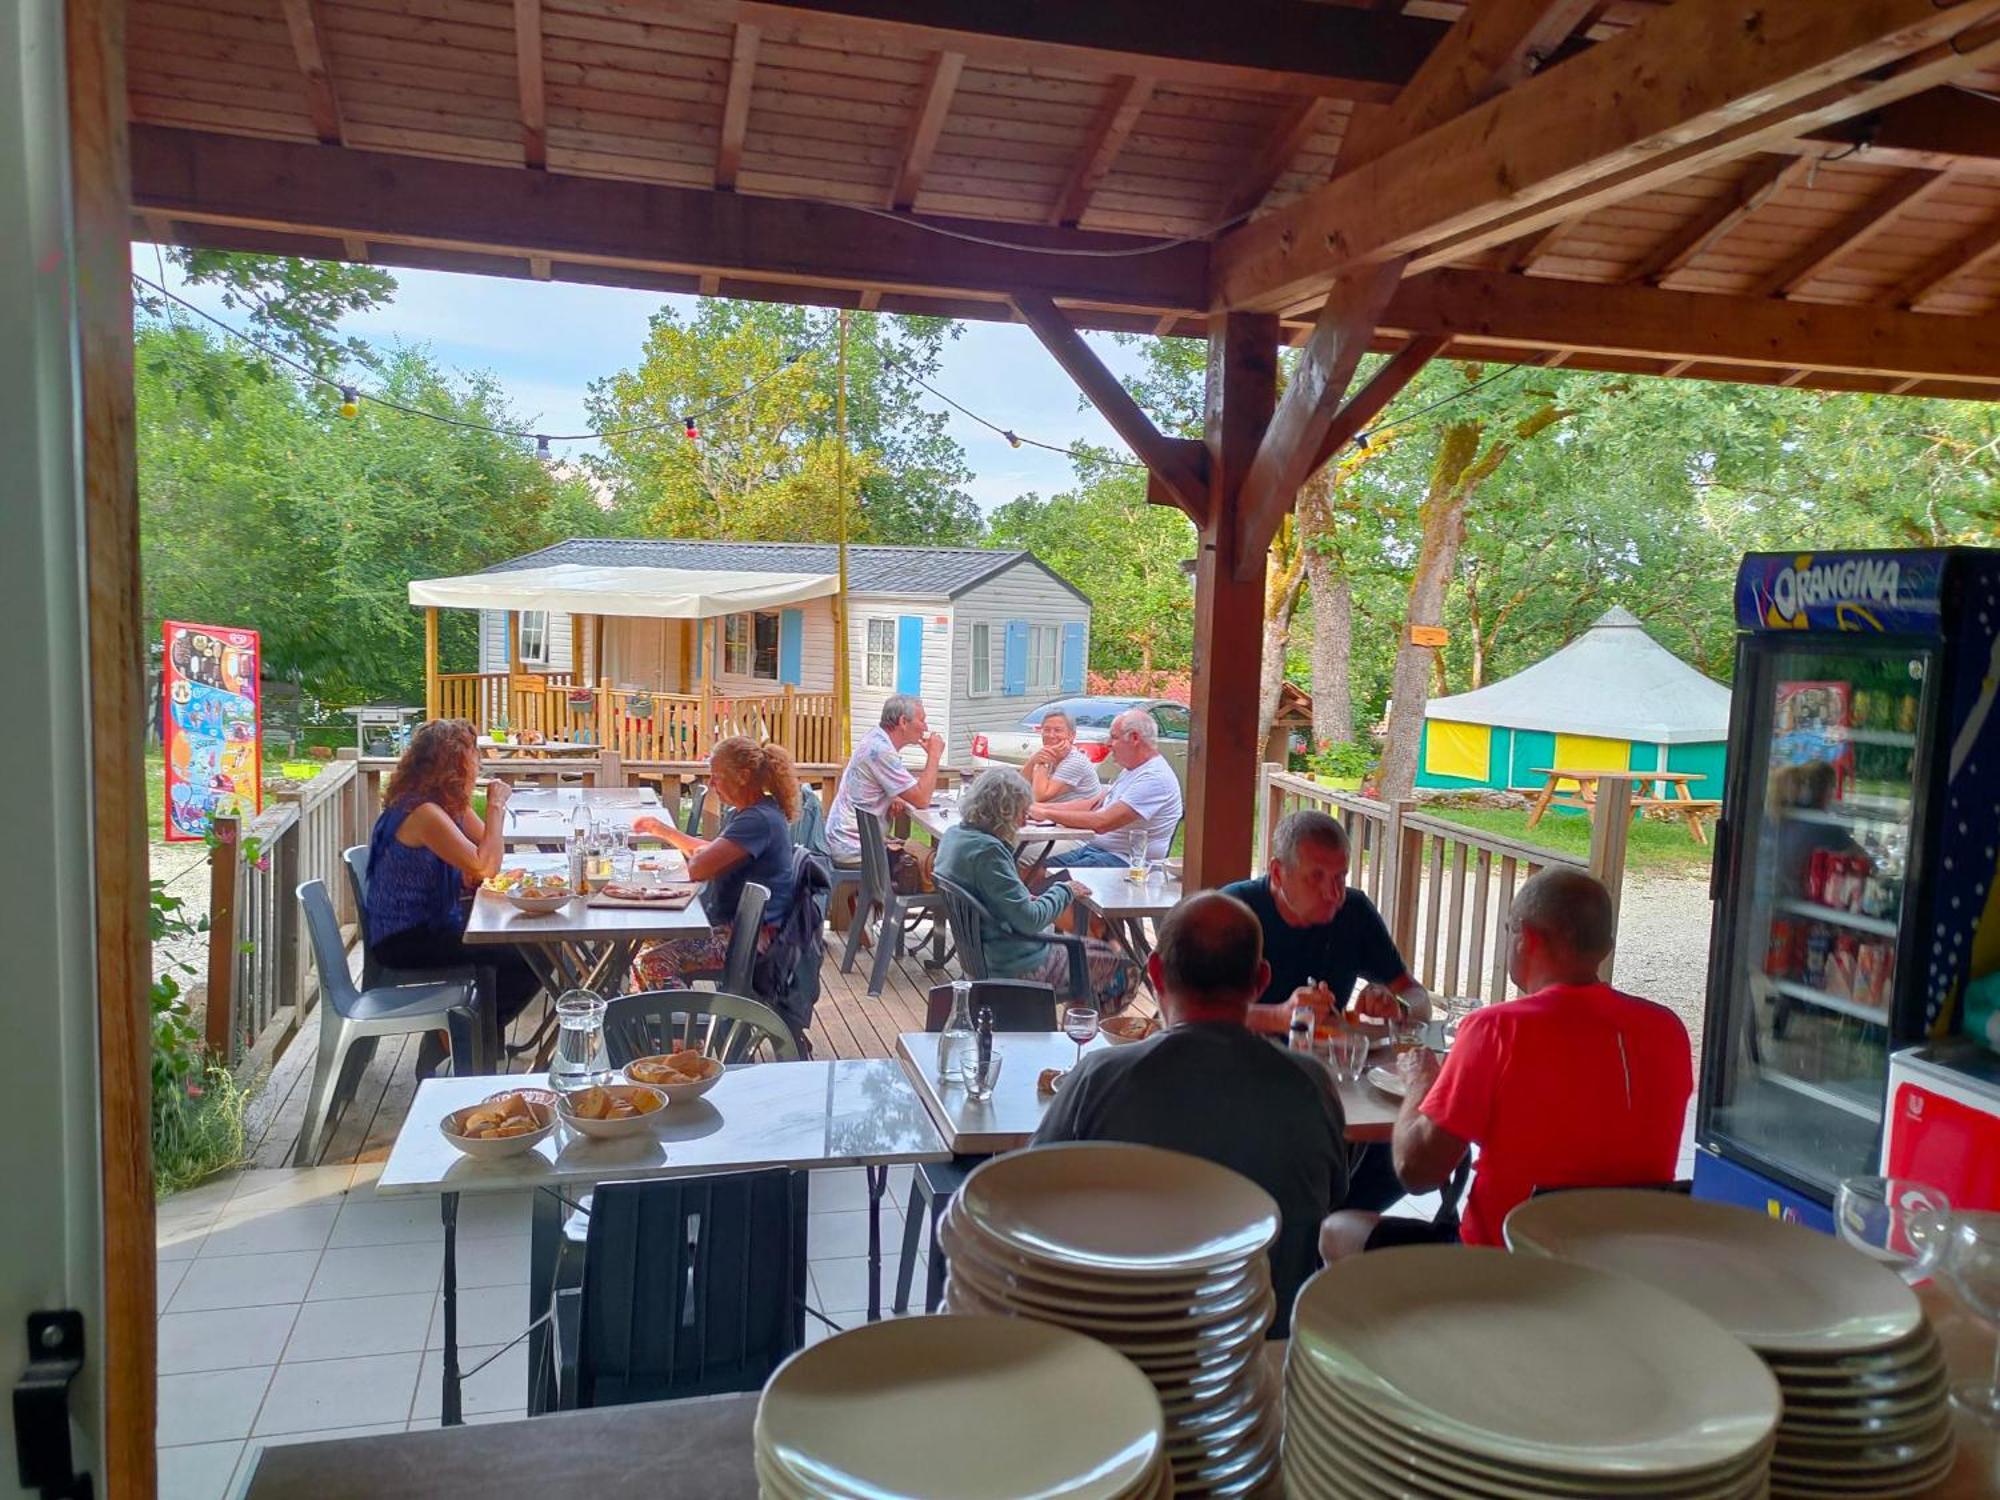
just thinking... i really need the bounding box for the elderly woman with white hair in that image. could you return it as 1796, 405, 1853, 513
935, 768, 1141, 1014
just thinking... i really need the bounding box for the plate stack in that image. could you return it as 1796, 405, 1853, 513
1284, 1246, 1781, 1499
938, 1143, 1283, 1497
755, 1314, 1170, 1499
1506, 1190, 1955, 1498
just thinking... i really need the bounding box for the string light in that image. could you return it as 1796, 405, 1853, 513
1004, 430, 1022, 449
535, 434, 551, 460
683, 416, 699, 443
338, 385, 358, 419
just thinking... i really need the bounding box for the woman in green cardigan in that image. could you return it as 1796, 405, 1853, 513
934, 768, 1140, 1014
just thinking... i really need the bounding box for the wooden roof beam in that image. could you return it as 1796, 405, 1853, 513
1307, 336, 1448, 476
890, 50, 962, 211
673, 0, 1446, 102
1626, 154, 1809, 286
514, 0, 546, 169
1049, 75, 1153, 228
1214, 0, 2000, 312
1887, 212, 2000, 308
130, 126, 1207, 316
275, 0, 342, 145
715, 22, 761, 190
1749, 168, 1955, 299
1220, 98, 1335, 225
1384, 267, 2000, 388
1011, 291, 1208, 521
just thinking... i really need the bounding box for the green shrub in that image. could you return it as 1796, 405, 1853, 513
1304, 739, 1376, 782
150, 878, 248, 1196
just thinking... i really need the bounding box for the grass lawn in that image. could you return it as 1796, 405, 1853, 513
146, 749, 328, 845
1422, 804, 1717, 877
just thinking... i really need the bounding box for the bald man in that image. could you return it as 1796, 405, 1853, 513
1320, 868, 1692, 1259
1032, 891, 1348, 1336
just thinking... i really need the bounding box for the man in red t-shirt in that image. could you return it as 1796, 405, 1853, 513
1320, 868, 1693, 1257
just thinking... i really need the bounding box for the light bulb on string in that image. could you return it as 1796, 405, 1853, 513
683, 416, 699, 443
339, 385, 359, 419
535, 435, 552, 461
1004, 430, 1022, 450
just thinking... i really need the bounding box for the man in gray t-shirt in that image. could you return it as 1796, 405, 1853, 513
1031, 892, 1348, 1336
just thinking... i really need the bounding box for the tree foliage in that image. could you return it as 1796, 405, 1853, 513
135, 248, 399, 373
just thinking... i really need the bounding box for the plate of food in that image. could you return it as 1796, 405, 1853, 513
624, 1047, 724, 1102
440, 1091, 557, 1158
594, 881, 693, 905
487, 868, 572, 914
557, 1082, 667, 1139
1365, 1065, 1408, 1099
1100, 1014, 1158, 1047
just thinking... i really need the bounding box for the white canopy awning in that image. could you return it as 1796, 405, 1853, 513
407, 563, 840, 619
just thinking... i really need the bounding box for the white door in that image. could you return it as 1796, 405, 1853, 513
0, 0, 112, 1492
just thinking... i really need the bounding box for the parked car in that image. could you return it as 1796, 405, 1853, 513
969, 697, 1189, 787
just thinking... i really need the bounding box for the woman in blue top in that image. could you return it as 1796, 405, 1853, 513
630, 735, 798, 990
934, 768, 1139, 1014
367, 718, 541, 1076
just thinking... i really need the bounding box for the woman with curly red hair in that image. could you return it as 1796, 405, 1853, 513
366, 718, 540, 1075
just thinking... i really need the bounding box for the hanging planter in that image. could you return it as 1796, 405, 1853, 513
626, 691, 656, 722
566, 688, 596, 712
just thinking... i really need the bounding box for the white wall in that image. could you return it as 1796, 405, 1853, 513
951, 561, 1092, 765
709, 594, 838, 695
847, 593, 955, 756
475, 607, 577, 675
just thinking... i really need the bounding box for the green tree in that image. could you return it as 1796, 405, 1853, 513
135, 249, 398, 372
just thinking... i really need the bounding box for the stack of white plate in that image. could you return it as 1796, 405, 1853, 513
1505, 1190, 1955, 1499
937, 1143, 1283, 1497
1284, 1246, 1781, 1499
755, 1313, 1170, 1499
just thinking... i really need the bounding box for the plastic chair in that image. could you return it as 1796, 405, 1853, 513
552, 1170, 808, 1409
343, 844, 502, 1065
682, 781, 709, 836
839, 808, 944, 998
681, 882, 769, 998
602, 989, 801, 1067
292, 880, 479, 1166
934, 874, 1090, 1001
891, 979, 1059, 1316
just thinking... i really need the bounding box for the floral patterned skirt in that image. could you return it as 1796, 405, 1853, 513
627, 922, 773, 992
1022, 937, 1141, 1017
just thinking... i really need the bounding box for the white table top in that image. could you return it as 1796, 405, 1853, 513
894, 1030, 1104, 1155
905, 794, 1086, 852
464, 853, 711, 942
1062, 866, 1184, 919
374, 1062, 951, 1197
498, 787, 665, 846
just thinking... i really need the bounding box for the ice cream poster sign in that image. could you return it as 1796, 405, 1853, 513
163, 621, 262, 841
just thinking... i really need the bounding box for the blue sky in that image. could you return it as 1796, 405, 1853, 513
140, 251, 1155, 515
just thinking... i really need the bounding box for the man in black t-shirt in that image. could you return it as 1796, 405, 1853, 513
1222, 811, 1431, 1037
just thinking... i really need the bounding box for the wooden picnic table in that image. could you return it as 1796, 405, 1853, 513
1525, 766, 1720, 845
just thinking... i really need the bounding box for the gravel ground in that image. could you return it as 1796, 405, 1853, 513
150, 840, 215, 987
1606, 869, 1716, 1076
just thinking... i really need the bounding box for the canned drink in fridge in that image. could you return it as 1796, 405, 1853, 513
1765, 918, 1802, 978
1828, 934, 1860, 999
1803, 924, 1834, 990
1808, 848, 1832, 905
1854, 941, 1887, 1008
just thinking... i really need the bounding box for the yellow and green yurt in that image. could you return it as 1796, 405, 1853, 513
1416, 607, 1730, 800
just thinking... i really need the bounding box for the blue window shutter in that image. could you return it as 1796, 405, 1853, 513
1003, 621, 1029, 697
895, 615, 924, 695
1059, 622, 1086, 694
779, 609, 804, 685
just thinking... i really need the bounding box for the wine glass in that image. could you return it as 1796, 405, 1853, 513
1835, 1175, 1950, 1284
1935, 1211, 2000, 1426
1062, 1005, 1100, 1071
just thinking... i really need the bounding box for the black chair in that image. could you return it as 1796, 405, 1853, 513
840, 808, 944, 998
934, 874, 1090, 1001
891, 979, 1060, 1316
341, 843, 501, 1068
552, 1170, 808, 1409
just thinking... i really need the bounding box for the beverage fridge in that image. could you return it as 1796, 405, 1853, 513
1693, 547, 2000, 1219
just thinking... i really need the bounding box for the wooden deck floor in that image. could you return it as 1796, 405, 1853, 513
245, 931, 981, 1170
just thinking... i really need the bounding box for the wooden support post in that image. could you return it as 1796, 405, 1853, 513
596, 675, 612, 753
598, 748, 624, 788
505, 609, 521, 732
1258, 762, 1282, 872
423, 606, 439, 720
782, 682, 797, 749
205, 814, 241, 1063
1587, 777, 1634, 981
1184, 312, 1277, 887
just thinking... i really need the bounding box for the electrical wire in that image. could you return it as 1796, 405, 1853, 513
841, 200, 1249, 257
879, 352, 1147, 468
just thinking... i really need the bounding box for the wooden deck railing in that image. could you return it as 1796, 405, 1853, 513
434, 673, 841, 763
1257, 766, 1632, 1003
204, 756, 366, 1075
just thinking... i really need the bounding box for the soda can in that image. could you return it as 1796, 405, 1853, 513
1828, 934, 1859, 999
1803, 924, 1833, 989
1898, 692, 1918, 735
1854, 942, 1886, 1008
1765, 918, 1800, 977
1808, 848, 1832, 905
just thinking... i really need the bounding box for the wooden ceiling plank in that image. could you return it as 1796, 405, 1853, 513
1888, 211, 2000, 308
529, 253, 552, 279
714, 21, 761, 189
1218, 96, 1334, 224
1749, 167, 1954, 298
1011, 290, 1208, 518
275, 0, 344, 144
1047, 74, 1153, 227
514, 0, 547, 168
889, 49, 962, 210
1626, 153, 1808, 285
1214, 0, 2000, 312
1384, 266, 2000, 386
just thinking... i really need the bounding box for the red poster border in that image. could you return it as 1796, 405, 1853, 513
162, 620, 263, 842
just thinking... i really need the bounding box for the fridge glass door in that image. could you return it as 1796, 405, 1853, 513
1708, 641, 1931, 1197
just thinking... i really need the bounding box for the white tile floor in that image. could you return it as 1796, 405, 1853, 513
153, 1162, 927, 1500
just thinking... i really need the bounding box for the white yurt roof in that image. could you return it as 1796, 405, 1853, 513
1424, 607, 1730, 745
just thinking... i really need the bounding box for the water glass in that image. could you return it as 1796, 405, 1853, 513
1439, 995, 1479, 1051
1124, 830, 1149, 882
549, 989, 611, 1093
961, 1051, 1004, 1103
1835, 1176, 1950, 1284
1935, 1211, 2000, 1426
1325, 1028, 1369, 1084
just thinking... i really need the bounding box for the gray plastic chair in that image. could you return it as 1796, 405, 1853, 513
602, 989, 800, 1067
343, 844, 501, 1064
292, 879, 479, 1166
680, 881, 769, 998
934, 874, 1090, 1000
839, 808, 944, 998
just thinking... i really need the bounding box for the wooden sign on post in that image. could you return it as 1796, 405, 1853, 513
1409, 625, 1449, 648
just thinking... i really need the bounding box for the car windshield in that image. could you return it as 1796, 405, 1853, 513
1019, 698, 1143, 731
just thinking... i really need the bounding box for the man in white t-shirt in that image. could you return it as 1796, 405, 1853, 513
1031, 708, 1184, 867
1022, 707, 1102, 805
826, 693, 945, 864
